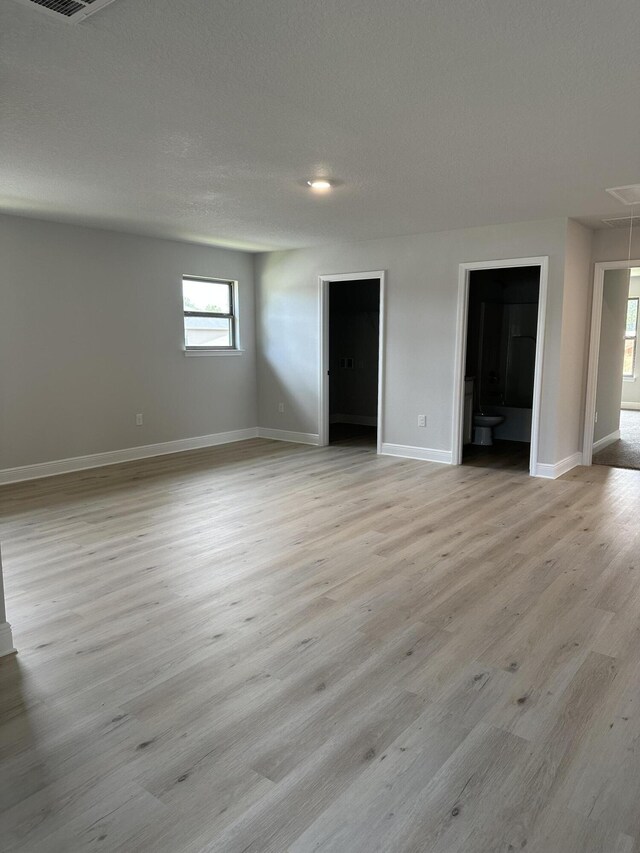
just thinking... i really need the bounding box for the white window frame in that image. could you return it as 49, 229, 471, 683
182, 276, 243, 357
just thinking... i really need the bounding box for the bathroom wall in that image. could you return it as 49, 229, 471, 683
594, 268, 630, 443
503, 302, 538, 407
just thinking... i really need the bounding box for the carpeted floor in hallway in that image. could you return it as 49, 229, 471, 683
593, 408, 640, 470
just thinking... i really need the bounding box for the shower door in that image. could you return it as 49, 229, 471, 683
503, 303, 538, 408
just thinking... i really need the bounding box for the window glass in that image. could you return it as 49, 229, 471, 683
623, 297, 638, 378
183, 279, 231, 315
182, 277, 236, 350
184, 317, 232, 348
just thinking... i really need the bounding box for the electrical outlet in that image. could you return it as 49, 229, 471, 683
136, 413, 143, 426
278, 402, 285, 413
595, 411, 598, 423
418, 414, 426, 427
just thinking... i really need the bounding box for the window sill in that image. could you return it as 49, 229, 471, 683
184, 349, 245, 357
623, 376, 636, 383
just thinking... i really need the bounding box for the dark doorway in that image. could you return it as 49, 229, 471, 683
462, 266, 540, 470
329, 280, 380, 445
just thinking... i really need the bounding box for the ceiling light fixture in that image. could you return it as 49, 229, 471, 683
307, 179, 333, 192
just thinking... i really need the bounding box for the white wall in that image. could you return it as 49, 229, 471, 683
1, 211, 597, 474
0, 549, 6, 626
555, 220, 593, 460
256, 218, 579, 465
622, 273, 640, 408
0, 546, 14, 657
0, 214, 257, 470
591, 228, 640, 417
592, 227, 640, 264
593, 269, 629, 442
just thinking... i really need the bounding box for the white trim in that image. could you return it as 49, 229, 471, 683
583, 260, 640, 465
257, 428, 320, 445
381, 443, 453, 464
329, 414, 378, 426
592, 429, 621, 452
182, 276, 242, 352
583, 264, 606, 465
319, 280, 330, 447
318, 271, 386, 454
0, 622, 16, 658
0, 428, 259, 485
532, 452, 583, 479
622, 402, 640, 410
184, 349, 245, 357
452, 257, 549, 476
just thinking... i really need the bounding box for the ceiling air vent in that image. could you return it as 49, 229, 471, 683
606, 185, 640, 206
601, 216, 638, 229
12, 0, 118, 22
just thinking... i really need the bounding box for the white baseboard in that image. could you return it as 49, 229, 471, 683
257, 428, 320, 446
592, 429, 620, 453
532, 451, 583, 479
622, 402, 640, 411
381, 443, 453, 464
0, 622, 16, 658
329, 414, 377, 427
0, 428, 260, 485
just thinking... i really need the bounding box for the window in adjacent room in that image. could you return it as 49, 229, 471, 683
182, 277, 237, 351
624, 297, 638, 378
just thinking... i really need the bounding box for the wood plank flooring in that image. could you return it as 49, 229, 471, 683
0, 438, 639, 852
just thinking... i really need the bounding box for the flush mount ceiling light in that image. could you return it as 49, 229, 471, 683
606, 185, 640, 205
307, 179, 334, 192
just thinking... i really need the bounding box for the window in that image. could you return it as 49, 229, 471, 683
624, 297, 638, 378
182, 277, 237, 351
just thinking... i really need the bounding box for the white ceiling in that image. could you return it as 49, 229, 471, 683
2, 0, 640, 251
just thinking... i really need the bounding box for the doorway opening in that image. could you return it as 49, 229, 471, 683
584, 263, 640, 471
319, 271, 385, 452
453, 258, 548, 474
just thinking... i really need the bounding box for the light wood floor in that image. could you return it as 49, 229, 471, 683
1, 438, 640, 852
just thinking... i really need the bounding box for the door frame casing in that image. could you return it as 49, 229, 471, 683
582, 260, 639, 465
318, 270, 386, 452
451, 256, 549, 474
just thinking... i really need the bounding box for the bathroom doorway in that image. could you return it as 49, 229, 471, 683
318, 271, 386, 452
452, 258, 548, 474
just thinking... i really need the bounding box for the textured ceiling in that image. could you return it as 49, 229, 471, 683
1, 0, 640, 250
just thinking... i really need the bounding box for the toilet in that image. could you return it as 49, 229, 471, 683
473, 414, 505, 446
